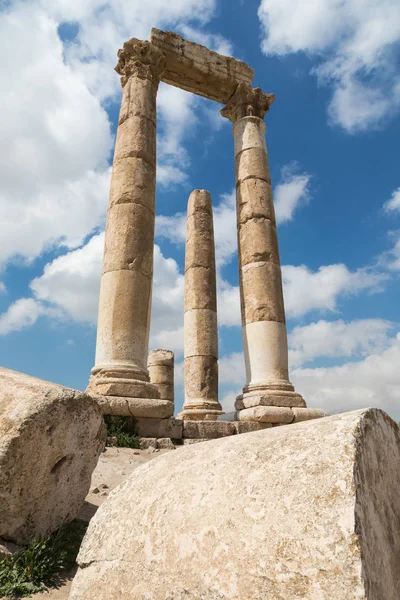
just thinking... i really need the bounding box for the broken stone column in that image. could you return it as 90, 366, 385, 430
221, 84, 306, 418
148, 350, 174, 404
87, 39, 172, 419
70, 409, 400, 600
179, 190, 223, 421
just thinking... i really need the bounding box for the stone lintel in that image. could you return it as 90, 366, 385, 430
150, 28, 254, 103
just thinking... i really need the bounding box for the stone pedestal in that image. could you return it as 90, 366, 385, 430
221, 84, 305, 417
179, 190, 223, 421
87, 39, 171, 418
148, 350, 174, 404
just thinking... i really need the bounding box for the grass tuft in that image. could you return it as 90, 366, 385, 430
104, 415, 141, 449
0, 520, 87, 597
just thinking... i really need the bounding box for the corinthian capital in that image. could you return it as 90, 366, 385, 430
221, 83, 275, 123
115, 39, 166, 87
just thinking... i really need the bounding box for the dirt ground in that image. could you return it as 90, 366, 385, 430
4, 445, 172, 600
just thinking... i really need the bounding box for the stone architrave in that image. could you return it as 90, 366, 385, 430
70, 409, 400, 600
87, 39, 172, 419
179, 190, 223, 421
148, 350, 174, 404
221, 84, 305, 413
0, 368, 105, 545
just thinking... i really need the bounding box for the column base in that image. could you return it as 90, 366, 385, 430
236, 386, 306, 410
87, 366, 160, 400
91, 395, 174, 419
178, 401, 224, 422
236, 406, 326, 425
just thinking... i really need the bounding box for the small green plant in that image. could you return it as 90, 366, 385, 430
104, 415, 141, 449
0, 519, 87, 597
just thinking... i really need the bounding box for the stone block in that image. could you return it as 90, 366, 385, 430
234, 421, 272, 433
185, 214, 216, 271
70, 409, 400, 600
109, 156, 155, 210
233, 117, 267, 157
156, 438, 176, 450
119, 75, 157, 125
292, 407, 327, 422
235, 147, 271, 185
0, 368, 105, 545
150, 28, 254, 104
237, 405, 294, 423
183, 420, 236, 439
240, 261, 285, 324
134, 417, 182, 439
139, 437, 158, 450
235, 391, 306, 410
95, 396, 174, 419
238, 217, 280, 267
115, 114, 156, 166
184, 309, 218, 358
236, 178, 275, 225
102, 203, 155, 276
183, 356, 218, 403
184, 266, 217, 311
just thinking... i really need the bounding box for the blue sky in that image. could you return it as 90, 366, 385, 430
0, 0, 400, 418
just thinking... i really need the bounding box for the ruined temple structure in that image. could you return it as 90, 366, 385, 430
87, 29, 324, 436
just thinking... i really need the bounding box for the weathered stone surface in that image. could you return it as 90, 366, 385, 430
221, 84, 274, 123
0, 368, 105, 545
70, 409, 400, 600
292, 407, 327, 422
109, 157, 155, 210
184, 266, 217, 311
235, 390, 306, 409
233, 116, 267, 156
185, 216, 216, 270
114, 114, 156, 165
183, 420, 237, 439
238, 217, 280, 267
134, 417, 182, 439
235, 421, 271, 433
183, 356, 218, 402
102, 204, 155, 276
148, 350, 174, 402
94, 396, 173, 419
184, 309, 218, 357
240, 261, 285, 324
150, 28, 254, 103
236, 178, 275, 225
235, 147, 271, 184
156, 438, 176, 450
237, 405, 294, 423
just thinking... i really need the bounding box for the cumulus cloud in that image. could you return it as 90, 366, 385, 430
258, 0, 400, 132
292, 333, 400, 419
288, 318, 394, 367
282, 263, 387, 318
0, 0, 229, 265
0, 298, 53, 335
274, 165, 311, 223
384, 187, 400, 213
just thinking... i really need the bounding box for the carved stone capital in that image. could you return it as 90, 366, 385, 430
115, 39, 166, 87
221, 83, 275, 123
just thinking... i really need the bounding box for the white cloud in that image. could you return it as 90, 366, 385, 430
0, 0, 227, 265
292, 333, 400, 419
0, 298, 49, 335
282, 263, 387, 318
288, 318, 394, 367
274, 165, 311, 223
384, 187, 400, 213
258, 0, 400, 132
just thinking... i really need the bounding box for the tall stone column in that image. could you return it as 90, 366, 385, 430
87, 39, 172, 418
221, 84, 306, 413
179, 190, 223, 421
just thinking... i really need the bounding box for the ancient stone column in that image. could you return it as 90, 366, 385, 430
148, 350, 174, 404
87, 39, 172, 419
221, 84, 306, 415
179, 190, 223, 421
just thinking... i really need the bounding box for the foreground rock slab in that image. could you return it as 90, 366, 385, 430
0, 368, 105, 544
70, 408, 400, 600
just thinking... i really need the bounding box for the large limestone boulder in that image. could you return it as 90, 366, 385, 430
70, 409, 400, 600
0, 368, 105, 544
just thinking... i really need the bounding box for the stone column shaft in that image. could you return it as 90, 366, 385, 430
221, 85, 305, 410
87, 39, 172, 418
148, 350, 174, 404
180, 190, 223, 421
